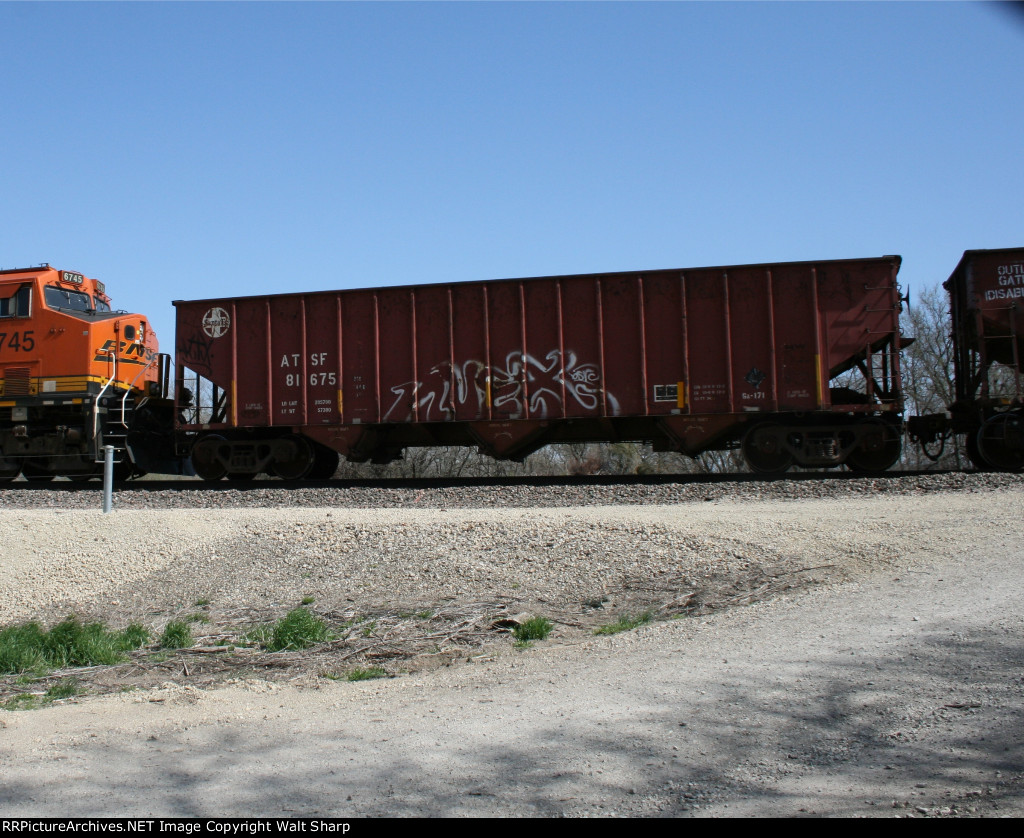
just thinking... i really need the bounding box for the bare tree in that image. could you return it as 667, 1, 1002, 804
900, 285, 965, 469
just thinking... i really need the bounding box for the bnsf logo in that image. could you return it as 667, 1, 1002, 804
94, 340, 155, 363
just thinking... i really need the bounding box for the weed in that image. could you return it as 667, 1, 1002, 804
194, 598, 211, 607
513, 639, 533, 650
1, 678, 81, 711
360, 620, 377, 638
120, 624, 150, 649
241, 624, 274, 648
416, 610, 433, 619
3, 694, 38, 711
159, 621, 193, 650
593, 611, 653, 636
44, 678, 80, 701
0, 617, 149, 675
321, 671, 343, 681
186, 613, 209, 624
266, 608, 329, 652
347, 667, 387, 682
300, 596, 315, 606
512, 616, 554, 642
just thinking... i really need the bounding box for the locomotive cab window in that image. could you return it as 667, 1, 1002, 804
44, 285, 95, 313
0, 284, 32, 318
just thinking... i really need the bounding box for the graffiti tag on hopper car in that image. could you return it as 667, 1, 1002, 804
383, 349, 618, 422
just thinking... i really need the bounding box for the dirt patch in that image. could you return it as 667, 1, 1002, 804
1, 553, 832, 704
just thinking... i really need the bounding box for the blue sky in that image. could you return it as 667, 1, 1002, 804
2, 1, 1022, 348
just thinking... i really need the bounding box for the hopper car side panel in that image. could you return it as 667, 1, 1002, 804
173, 255, 904, 479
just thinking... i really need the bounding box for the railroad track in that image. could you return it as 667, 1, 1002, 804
0, 467, 964, 493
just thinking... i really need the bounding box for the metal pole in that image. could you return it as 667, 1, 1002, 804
102, 445, 114, 514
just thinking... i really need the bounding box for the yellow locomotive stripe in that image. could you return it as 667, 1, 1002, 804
0, 374, 148, 397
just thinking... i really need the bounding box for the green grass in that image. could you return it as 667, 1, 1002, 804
512, 616, 554, 642
44, 678, 81, 701
266, 608, 329, 652
0, 617, 149, 675
347, 667, 387, 681
2, 677, 82, 711
121, 624, 150, 648
159, 621, 193, 650
593, 611, 653, 636
3, 693, 39, 711
244, 608, 330, 651
300, 596, 316, 606
194, 598, 211, 607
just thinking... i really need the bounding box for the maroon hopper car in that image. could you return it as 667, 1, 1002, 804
173, 256, 905, 480
909, 246, 1024, 471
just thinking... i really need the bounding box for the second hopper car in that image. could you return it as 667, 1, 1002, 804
173, 255, 906, 480
909, 246, 1024, 471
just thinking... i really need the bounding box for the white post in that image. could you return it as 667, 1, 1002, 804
102, 445, 114, 513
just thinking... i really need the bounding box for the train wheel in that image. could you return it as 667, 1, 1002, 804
53, 454, 101, 483
191, 435, 228, 482
742, 423, 793, 474
308, 444, 340, 479
0, 455, 20, 483
965, 431, 992, 471
846, 419, 902, 473
20, 461, 54, 482
271, 435, 314, 481
976, 413, 1024, 472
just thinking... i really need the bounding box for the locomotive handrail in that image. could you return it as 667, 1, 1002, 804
120, 356, 158, 427
92, 347, 118, 459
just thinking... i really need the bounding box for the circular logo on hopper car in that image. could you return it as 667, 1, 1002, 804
202, 307, 231, 338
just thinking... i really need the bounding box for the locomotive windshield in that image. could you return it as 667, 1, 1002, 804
45, 286, 97, 313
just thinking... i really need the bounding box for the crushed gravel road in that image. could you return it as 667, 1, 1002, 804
1, 472, 1022, 817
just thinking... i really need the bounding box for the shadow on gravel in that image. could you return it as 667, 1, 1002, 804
2, 617, 1022, 817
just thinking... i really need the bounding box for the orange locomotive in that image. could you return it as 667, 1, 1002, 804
0, 265, 173, 481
